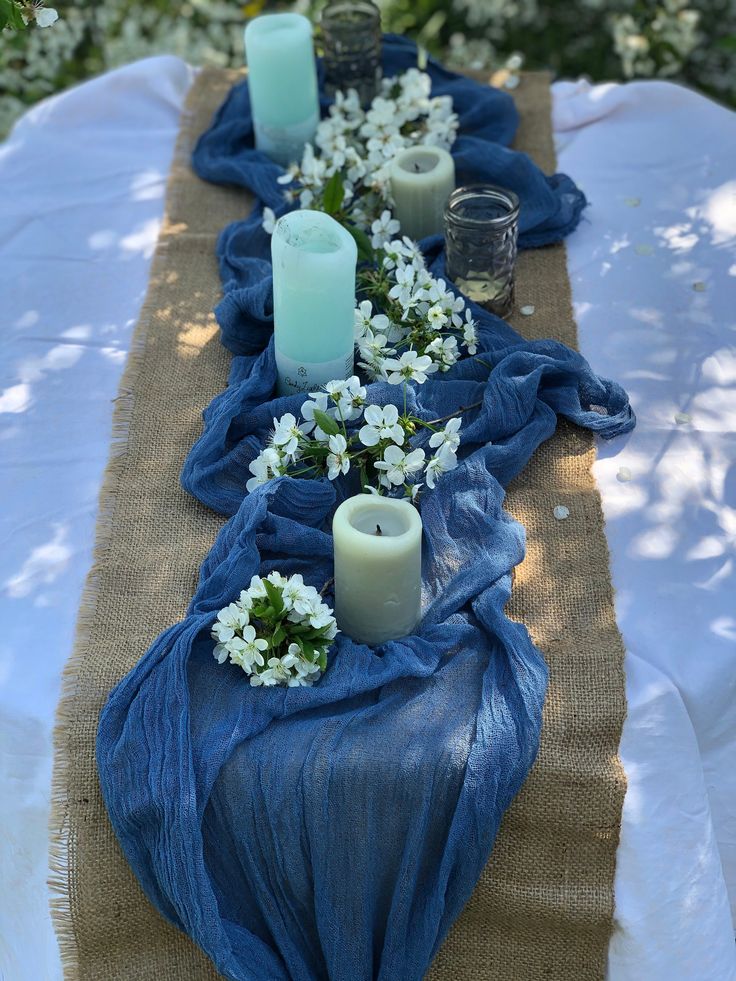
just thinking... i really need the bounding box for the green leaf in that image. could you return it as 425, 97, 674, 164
313, 408, 340, 437
344, 222, 375, 264
272, 625, 286, 647
0, 0, 26, 29
317, 649, 328, 671
263, 580, 284, 617
322, 171, 345, 215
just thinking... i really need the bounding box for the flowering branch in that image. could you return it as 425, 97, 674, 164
247, 376, 468, 500
1, 0, 58, 29
261, 68, 459, 248
354, 238, 479, 381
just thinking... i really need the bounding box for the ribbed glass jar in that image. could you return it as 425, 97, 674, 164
444, 184, 520, 319
321, 0, 382, 107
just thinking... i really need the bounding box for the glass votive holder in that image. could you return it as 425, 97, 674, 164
320, 0, 382, 107
444, 184, 521, 319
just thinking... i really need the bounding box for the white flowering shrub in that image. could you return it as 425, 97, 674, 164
212, 571, 338, 687
439, 0, 734, 106
1, 0, 732, 138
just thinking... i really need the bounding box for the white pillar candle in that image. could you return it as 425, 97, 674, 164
271, 209, 357, 396
244, 13, 320, 167
333, 495, 422, 645
389, 146, 456, 241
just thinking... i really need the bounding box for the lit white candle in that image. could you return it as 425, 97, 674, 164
389, 146, 456, 241
333, 495, 422, 645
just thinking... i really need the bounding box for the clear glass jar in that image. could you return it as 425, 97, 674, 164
320, 0, 382, 107
444, 184, 521, 319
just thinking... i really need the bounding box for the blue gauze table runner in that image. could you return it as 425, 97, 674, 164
97, 41, 635, 981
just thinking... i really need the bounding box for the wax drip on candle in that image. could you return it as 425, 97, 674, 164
375, 524, 383, 536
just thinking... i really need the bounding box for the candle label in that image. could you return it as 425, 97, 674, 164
253, 111, 319, 168
276, 349, 355, 396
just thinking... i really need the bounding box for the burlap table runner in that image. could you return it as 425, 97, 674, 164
51, 68, 626, 980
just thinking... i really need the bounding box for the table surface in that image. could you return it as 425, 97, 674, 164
0, 57, 734, 981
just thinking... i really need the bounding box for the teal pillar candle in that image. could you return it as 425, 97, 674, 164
244, 13, 320, 167
271, 210, 357, 397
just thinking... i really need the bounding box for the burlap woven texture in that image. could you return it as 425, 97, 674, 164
50, 69, 626, 981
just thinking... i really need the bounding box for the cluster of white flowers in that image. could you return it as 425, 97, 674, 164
212, 571, 337, 688
355, 237, 479, 381
266, 68, 459, 243
0, 0, 245, 136
452, 0, 538, 31
3, 3, 732, 140
611, 1, 699, 80
246, 375, 462, 498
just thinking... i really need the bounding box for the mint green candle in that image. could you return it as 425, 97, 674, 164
271, 210, 357, 396
244, 13, 320, 167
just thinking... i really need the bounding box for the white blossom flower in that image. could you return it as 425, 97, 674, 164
213, 643, 230, 664
425, 444, 458, 489
211, 602, 249, 645
249, 664, 282, 686
246, 447, 284, 493
326, 433, 350, 480
271, 413, 310, 459
261, 206, 276, 234
281, 573, 309, 611
388, 263, 419, 309
354, 299, 390, 340
383, 350, 438, 385
300, 392, 334, 439
371, 209, 401, 248
359, 404, 405, 447
374, 445, 426, 485
331, 375, 366, 422
282, 646, 321, 685
462, 313, 478, 355
237, 589, 254, 612
357, 330, 396, 380
248, 575, 268, 598
426, 303, 448, 329
383, 236, 425, 271
22, 1, 58, 26
229, 624, 269, 671
425, 335, 459, 371
429, 417, 462, 452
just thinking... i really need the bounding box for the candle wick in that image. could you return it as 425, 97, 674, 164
375, 524, 383, 536
413, 163, 422, 173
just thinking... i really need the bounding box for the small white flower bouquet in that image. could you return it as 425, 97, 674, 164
212, 572, 338, 687
246, 376, 464, 499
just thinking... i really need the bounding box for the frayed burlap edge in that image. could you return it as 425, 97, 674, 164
48, 67, 244, 980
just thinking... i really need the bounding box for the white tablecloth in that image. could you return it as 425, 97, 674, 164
0, 57, 734, 981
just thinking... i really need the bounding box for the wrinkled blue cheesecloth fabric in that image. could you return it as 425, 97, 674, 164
96, 38, 635, 981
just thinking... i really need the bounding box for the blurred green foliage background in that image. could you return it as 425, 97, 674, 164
1, 0, 734, 136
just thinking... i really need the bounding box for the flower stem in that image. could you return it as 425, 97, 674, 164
421, 400, 483, 427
